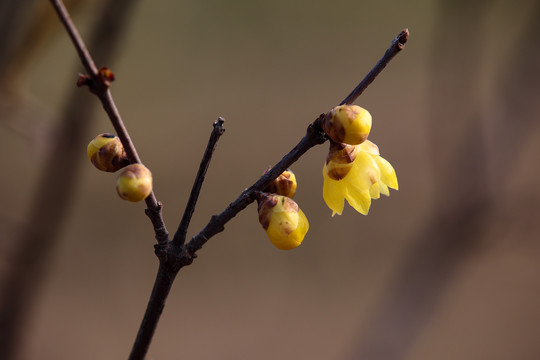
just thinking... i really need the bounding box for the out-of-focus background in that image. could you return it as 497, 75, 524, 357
1, 0, 539, 359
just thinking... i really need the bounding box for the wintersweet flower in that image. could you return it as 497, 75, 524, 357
257, 193, 309, 250
322, 105, 372, 145
322, 140, 398, 216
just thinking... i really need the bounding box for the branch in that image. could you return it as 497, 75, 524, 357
129, 263, 177, 360
172, 118, 226, 247
49, 0, 98, 76
49, 0, 169, 245
129, 29, 408, 360
186, 120, 326, 255
340, 28, 409, 105
186, 28, 410, 255
0, 1, 140, 359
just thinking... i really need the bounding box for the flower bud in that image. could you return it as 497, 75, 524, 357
257, 193, 309, 250
324, 142, 359, 180
322, 105, 372, 145
116, 164, 153, 202
263, 168, 297, 198
98, 67, 115, 86
87, 133, 129, 172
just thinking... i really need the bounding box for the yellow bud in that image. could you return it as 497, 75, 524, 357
322, 105, 372, 145
116, 164, 153, 202
325, 142, 359, 180
87, 133, 129, 172
263, 168, 297, 198
257, 193, 309, 250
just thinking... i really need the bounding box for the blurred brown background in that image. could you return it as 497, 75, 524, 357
1, 0, 540, 359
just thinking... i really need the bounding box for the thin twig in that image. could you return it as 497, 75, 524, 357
186, 120, 326, 254
49, 0, 98, 76
172, 118, 226, 247
0, 1, 139, 359
49, 0, 169, 245
340, 28, 409, 106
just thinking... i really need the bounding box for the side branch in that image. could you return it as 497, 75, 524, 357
49, 0, 98, 76
340, 28, 409, 105
172, 118, 226, 247
50, 0, 169, 245
186, 120, 327, 255
185, 28, 410, 256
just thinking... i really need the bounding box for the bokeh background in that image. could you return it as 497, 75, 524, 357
1, 0, 540, 359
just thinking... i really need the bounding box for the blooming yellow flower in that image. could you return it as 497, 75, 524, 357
322, 140, 398, 216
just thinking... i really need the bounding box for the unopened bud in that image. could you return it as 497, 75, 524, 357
257, 193, 309, 250
263, 168, 297, 198
87, 133, 129, 172
98, 67, 115, 85
322, 105, 371, 145
324, 142, 359, 180
116, 164, 153, 202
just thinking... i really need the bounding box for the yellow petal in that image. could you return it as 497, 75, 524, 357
348, 152, 381, 190
369, 182, 380, 199
379, 182, 390, 196
358, 140, 380, 155
344, 184, 371, 215
372, 155, 398, 190
266, 207, 309, 250
323, 165, 345, 216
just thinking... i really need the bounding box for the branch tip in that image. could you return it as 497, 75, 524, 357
214, 117, 226, 134
396, 28, 409, 48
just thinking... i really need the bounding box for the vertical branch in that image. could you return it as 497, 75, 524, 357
49, 0, 169, 245
49, 0, 98, 75
128, 264, 178, 360
0, 1, 140, 359
172, 118, 226, 247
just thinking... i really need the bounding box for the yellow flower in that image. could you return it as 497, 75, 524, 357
322, 105, 372, 145
87, 133, 128, 172
116, 164, 153, 202
257, 193, 309, 250
322, 140, 398, 216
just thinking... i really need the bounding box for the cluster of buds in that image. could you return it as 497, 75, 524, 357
256, 169, 308, 250
87, 133, 153, 202
321, 104, 398, 216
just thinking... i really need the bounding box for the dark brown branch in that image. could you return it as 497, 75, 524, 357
186, 120, 326, 254
186, 28, 410, 255
49, 0, 98, 76
172, 118, 226, 247
128, 263, 177, 360
0, 1, 139, 359
49, 0, 169, 245
129, 119, 327, 360
340, 29, 409, 106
